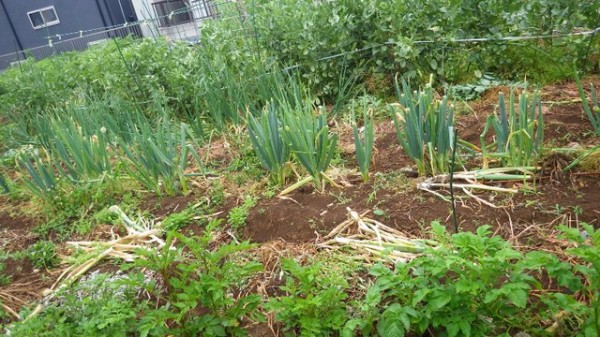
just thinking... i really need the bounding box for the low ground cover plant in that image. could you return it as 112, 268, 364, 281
6, 220, 600, 336
266, 258, 350, 336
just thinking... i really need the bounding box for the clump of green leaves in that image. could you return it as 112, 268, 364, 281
266, 258, 350, 336
480, 89, 544, 168
247, 103, 290, 186
45, 115, 112, 182
352, 109, 375, 183
227, 197, 257, 230
0, 250, 11, 286
27, 241, 59, 269
134, 222, 263, 336
391, 77, 454, 176
574, 72, 600, 135
559, 223, 600, 335
353, 222, 583, 337
161, 208, 195, 232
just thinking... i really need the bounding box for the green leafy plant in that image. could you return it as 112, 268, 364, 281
27, 241, 59, 269
8, 272, 146, 336
247, 103, 290, 186
390, 77, 454, 176
161, 208, 195, 232
575, 71, 600, 135
135, 221, 263, 336
227, 197, 257, 230
358, 222, 581, 337
0, 250, 11, 286
283, 105, 338, 191
480, 89, 544, 168
352, 109, 375, 183
47, 116, 112, 182
559, 223, 600, 336
266, 258, 350, 337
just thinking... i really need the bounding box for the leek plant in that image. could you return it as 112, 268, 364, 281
352, 110, 375, 183
391, 77, 454, 176
480, 90, 544, 168
574, 72, 600, 135
0, 173, 9, 194
16, 148, 59, 200
247, 103, 290, 186
120, 114, 203, 196
48, 116, 112, 182
283, 104, 338, 191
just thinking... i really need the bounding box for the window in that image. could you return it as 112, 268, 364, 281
27, 6, 60, 30
152, 0, 193, 27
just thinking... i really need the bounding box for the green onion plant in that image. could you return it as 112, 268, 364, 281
48, 116, 112, 182
16, 148, 59, 200
574, 72, 600, 135
391, 77, 454, 176
480, 90, 544, 168
0, 172, 9, 194
352, 109, 375, 183
120, 114, 203, 196
247, 102, 290, 186
283, 104, 338, 191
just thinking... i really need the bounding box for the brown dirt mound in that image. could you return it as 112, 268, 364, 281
139, 193, 199, 218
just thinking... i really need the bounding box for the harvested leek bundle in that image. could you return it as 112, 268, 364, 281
319, 208, 436, 263
24, 206, 165, 322
417, 167, 537, 207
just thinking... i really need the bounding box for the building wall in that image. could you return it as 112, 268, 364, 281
1, 0, 107, 50
0, 2, 19, 57
0, 0, 140, 70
